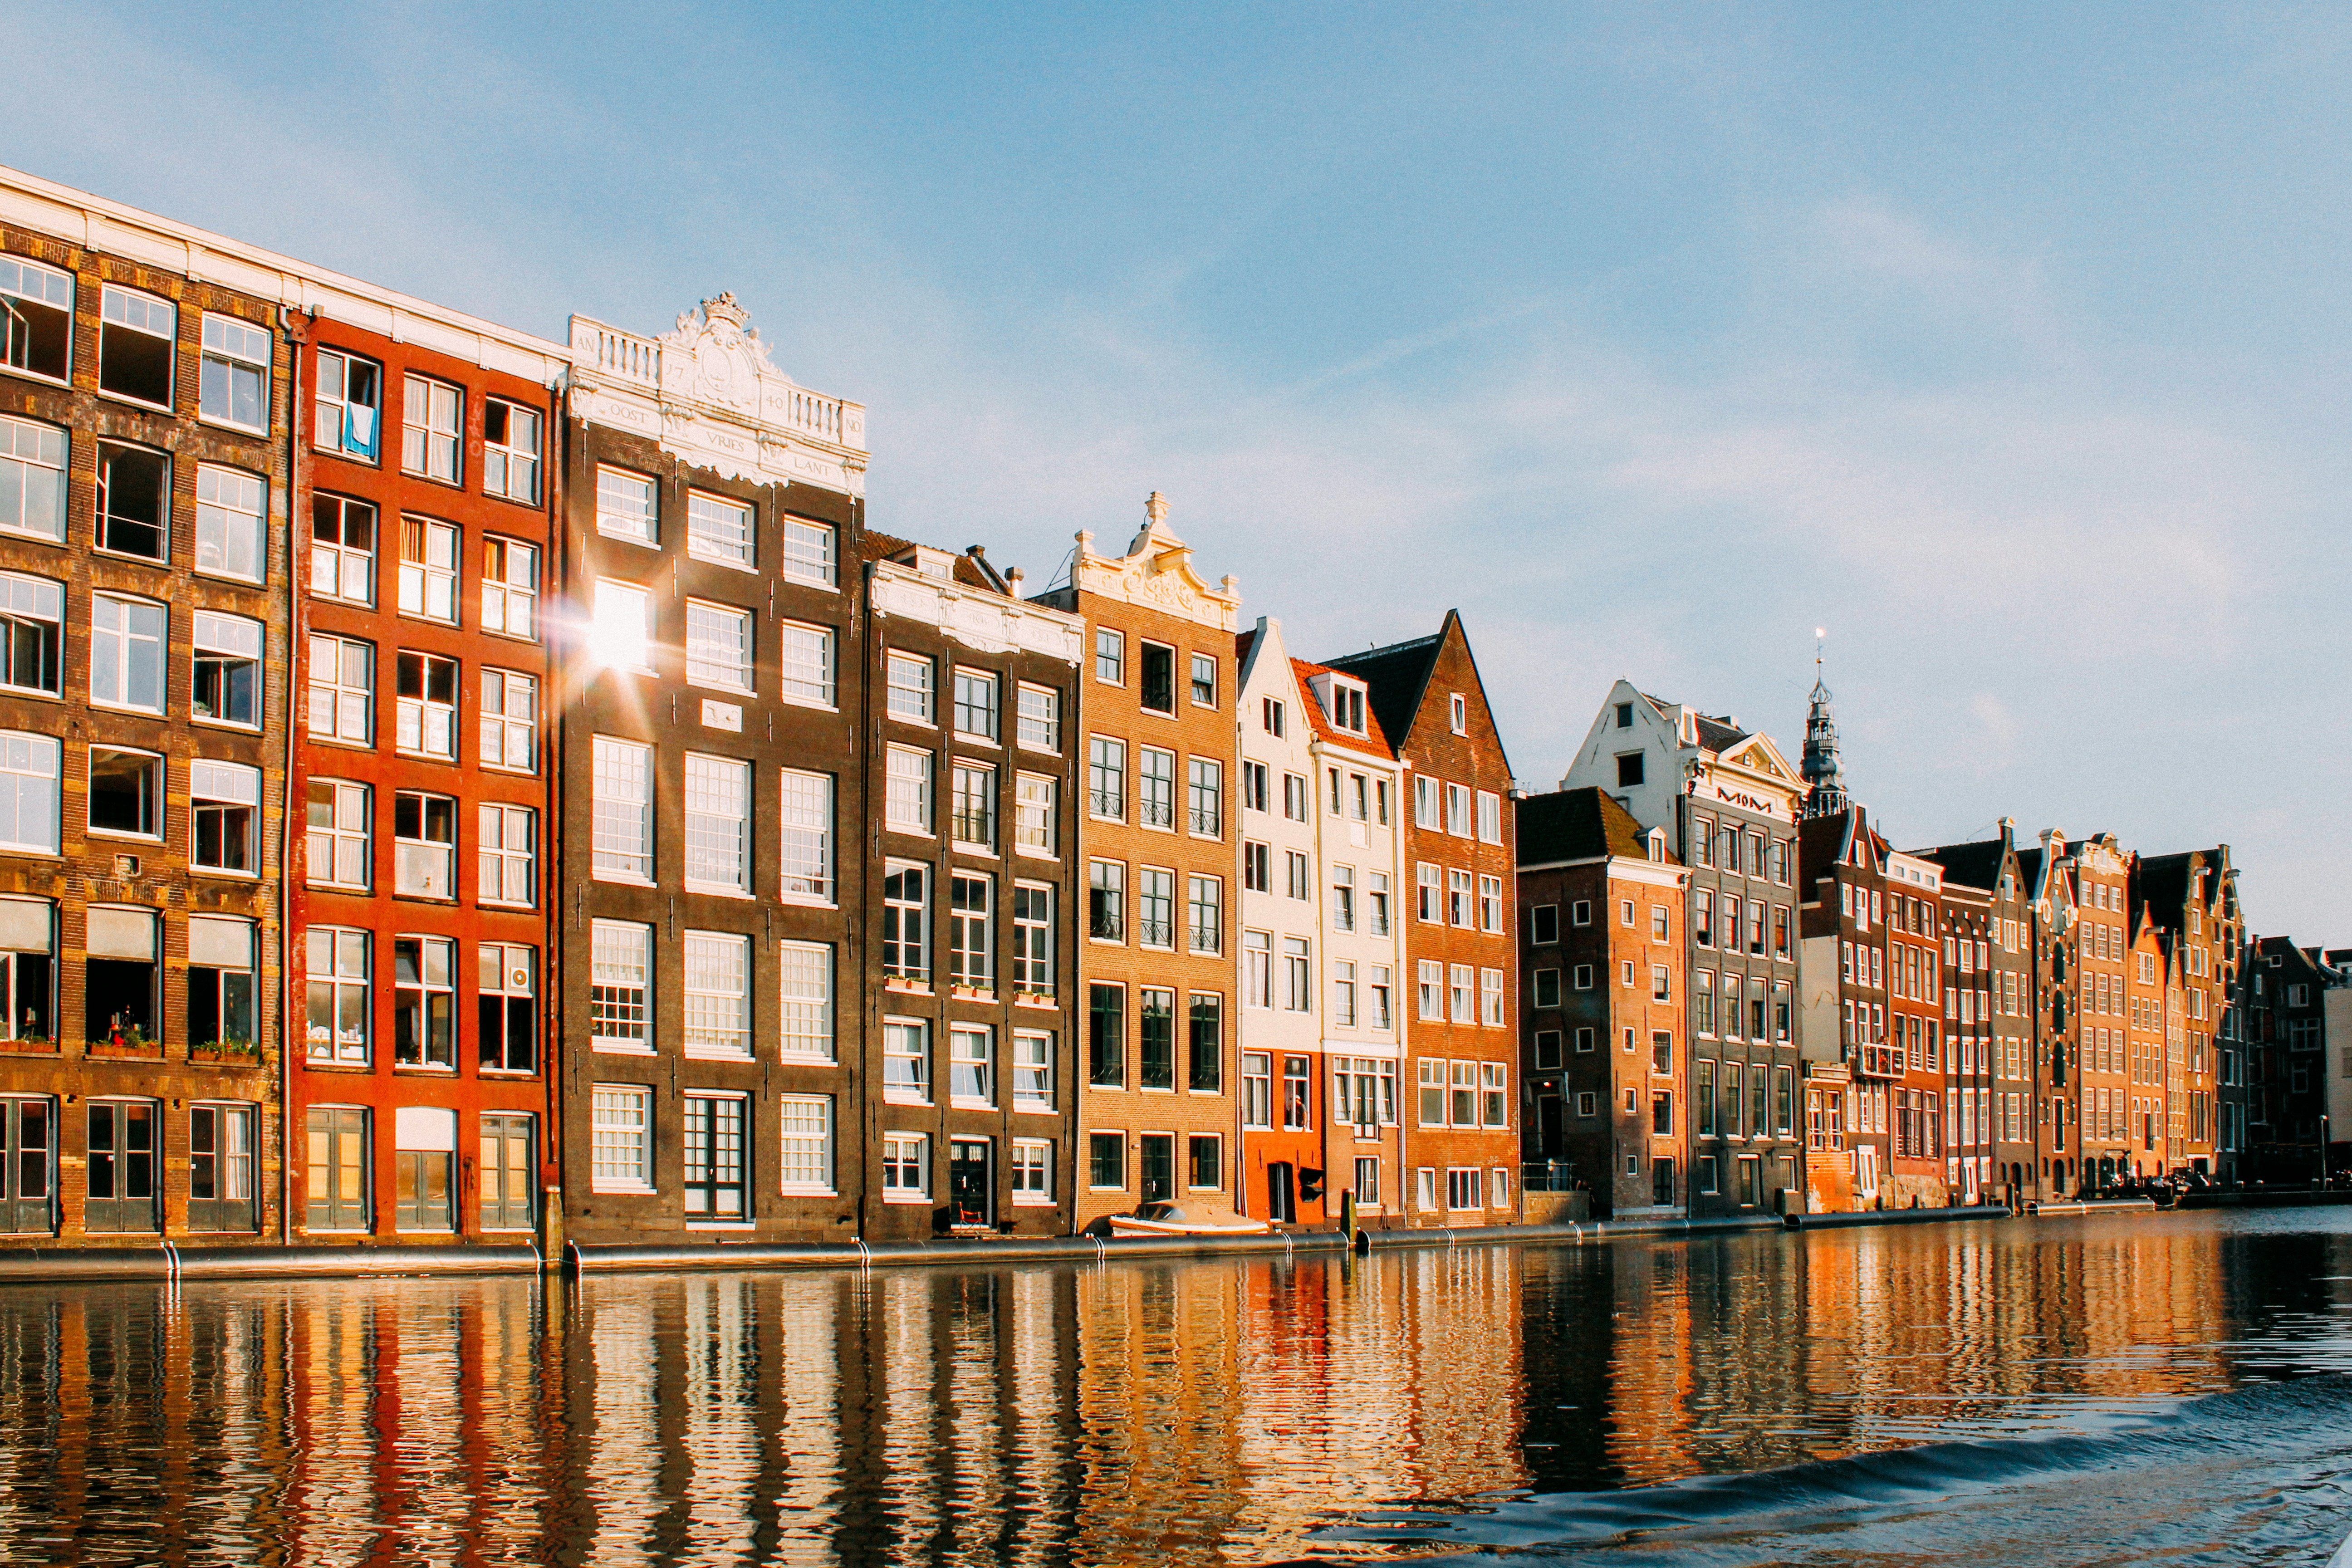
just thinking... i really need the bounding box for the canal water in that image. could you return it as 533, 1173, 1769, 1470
3, 1209, 2349, 1565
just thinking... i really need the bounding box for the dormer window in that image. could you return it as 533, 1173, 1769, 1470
1646, 829, 1665, 864
1329, 681, 1365, 734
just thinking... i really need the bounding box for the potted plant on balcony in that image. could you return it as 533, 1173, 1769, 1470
86, 1017, 161, 1058
191, 1035, 259, 1065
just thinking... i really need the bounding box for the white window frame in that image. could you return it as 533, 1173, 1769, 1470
590, 1085, 655, 1193
308, 633, 373, 746
682, 930, 753, 1060
881, 1130, 929, 1201
596, 466, 657, 544
193, 464, 265, 583
401, 375, 461, 484
885, 745, 934, 835
778, 940, 834, 1061
0, 416, 68, 544
779, 620, 835, 708
1010, 1137, 1054, 1205
783, 516, 836, 587
682, 753, 752, 895
779, 769, 836, 903
1013, 1030, 1054, 1113
476, 803, 536, 907
589, 920, 653, 1053
687, 489, 755, 569
481, 536, 538, 641
591, 578, 654, 674
90, 593, 165, 715
592, 736, 654, 884
480, 669, 537, 774
1016, 682, 1061, 751
779, 1095, 836, 1195
886, 651, 935, 724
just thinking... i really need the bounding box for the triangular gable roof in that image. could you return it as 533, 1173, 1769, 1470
1720, 732, 1798, 783
1290, 657, 1397, 760
1322, 630, 1441, 753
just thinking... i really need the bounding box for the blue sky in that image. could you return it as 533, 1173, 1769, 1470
15, 2, 2348, 930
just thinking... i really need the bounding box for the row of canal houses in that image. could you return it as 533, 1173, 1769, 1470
0, 163, 2267, 1257
0, 164, 1519, 1254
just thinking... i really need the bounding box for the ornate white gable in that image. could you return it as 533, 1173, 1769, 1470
567, 294, 868, 497
1068, 493, 1242, 632
869, 560, 1085, 663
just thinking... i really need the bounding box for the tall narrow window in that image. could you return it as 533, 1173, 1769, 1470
883, 863, 929, 980
480, 670, 536, 773
1284, 938, 1312, 1012
953, 669, 1000, 740
950, 1026, 994, 1105
1012, 885, 1054, 996
481, 400, 541, 504
596, 466, 656, 543
191, 761, 259, 874
309, 634, 372, 745
0, 416, 67, 543
98, 287, 174, 408
1139, 643, 1175, 714
1139, 989, 1175, 1088
592, 737, 653, 882
1014, 773, 1056, 854
1190, 994, 1222, 1092
1188, 758, 1223, 837
0, 575, 60, 697
0, 258, 73, 383
201, 315, 271, 434
589, 921, 652, 1050
394, 651, 458, 759
779, 622, 835, 706
186, 917, 255, 1056
950, 873, 994, 989
479, 1112, 535, 1229
778, 769, 834, 901
1089, 860, 1125, 941
95, 444, 167, 560
401, 376, 461, 483
1190, 653, 1218, 707
683, 932, 751, 1058
186, 1102, 255, 1233
91, 594, 164, 713
305, 780, 369, 889
1089, 984, 1125, 1086
1017, 684, 1060, 750
1013, 1033, 1054, 1111
194, 466, 264, 582
1188, 876, 1223, 956
304, 928, 370, 1064
951, 762, 995, 848
885, 746, 933, 833
778, 941, 833, 1060
883, 1019, 930, 1102
478, 945, 537, 1073
481, 537, 538, 639
1138, 748, 1175, 828
314, 348, 381, 460
1139, 867, 1175, 949
477, 803, 535, 906
683, 754, 750, 892
392, 791, 456, 898
783, 517, 835, 586
392, 936, 456, 1068
398, 517, 458, 622
305, 1106, 368, 1229
1089, 737, 1126, 820
887, 652, 935, 722
686, 601, 753, 691
191, 611, 261, 727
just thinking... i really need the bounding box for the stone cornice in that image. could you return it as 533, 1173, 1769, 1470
870, 561, 1084, 663
1068, 500, 1240, 632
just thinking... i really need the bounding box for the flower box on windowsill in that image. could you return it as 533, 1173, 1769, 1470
0, 1036, 59, 1056
86, 1036, 163, 1060
191, 1040, 261, 1066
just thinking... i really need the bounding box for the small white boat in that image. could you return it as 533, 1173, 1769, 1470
1106, 1202, 1273, 1238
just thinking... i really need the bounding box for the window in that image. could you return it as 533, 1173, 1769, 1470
1180, 650, 1216, 708
1279, 851, 1307, 901
951, 762, 995, 848
1089, 1131, 1126, 1189
1448, 869, 1473, 927
1451, 963, 1476, 1023
191, 760, 259, 873
1419, 960, 1444, 1021
950, 1025, 995, 1106
187, 1102, 256, 1233
1652, 965, 1671, 1003
1482, 968, 1506, 1026
683, 754, 750, 892
481, 537, 538, 639
1140, 642, 1176, 714
592, 737, 653, 881
1484, 1063, 1509, 1127
952, 667, 1000, 740
779, 769, 835, 901
1447, 1060, 1478, 1126
1480, 875, 1504, 932
589, 921, 652, 1051
1188, 876, 1223, 955
883, 863, 930, 980
1369, 871, 1392, 935
1447, 1167, 1480, 1211
314, 348, 381, 460
1240, 1052, 1277, 1132
1188, 758, 1223, 837
1446, 783, 1473, 837
1011, 1139, 1053, 1201
1139, 989, 1176, 1088
95, 443, 167, 560
99, 286, 174, 408
887, 652, 936, 722
480, 669, 536, 773
1087, 859, 1126, 943
1285, 772, 1310, 822
1284, 937, 1312, 1012
885, 1019, 931, 1102
596, 466, 657, 543
481, 400, 541, 503
591, 1086, 654, 1192
1095, 628, 1126, 684
1240, 762, 1268, 815
1477, 791, 1503, 844
186, 917, 255, 1058
88, 594, 165, 715
1333, 959, 1357, 1025
882, 1131, 929, 1200
1534, 1029, 1563, 1068
1012, 1028, 1054, 1111
478, 803, 536, 906
1190, 1134, 1222, 1190
1284, 1055, 1311, 1128
0, 257, 72, 382
680, 1093, 754, 1220
1089, 737, 1126, 819
886, 746, 933, 833
1370, 966, 1392, 1029
1573, 964, 1594, 990
194, 465, 264, 581
0, 417, 66, 543
305, 1107, 368, 1231
1449, 693, 1469, 734
392, 936, 456, 1068
402, 376, 461, 483
1139, 867, 1176, 949
780, 622, 835, 706
779, 1096, 835, 1194
1242, 841, 1271, 894
1139, 748, 1176, 828
82, 911, 147, 1046
683, 932, 752, 1058
304, 779, 369, 889
195, 315, 275, 435
477, 1112, 535, 1232
1088, 983, 1125, 1087
305, 928, 370, 1064
308, 634, 372, 745
478, 944, 537, 1073
87, 747, 160, 838
394, 651, 459, 759
392, 792, 456, 898
1328, 682, 1365, 733
311, 495, 382, 605
0, 579, 55, 708
950, 873, 994, 990
1416, 863, 1442, 923
185, 610, 264, 728
1014, 773, 1056, 855
398, 516, 458, 622
783, 516, 835, 586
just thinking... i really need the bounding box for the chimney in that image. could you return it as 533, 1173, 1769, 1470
1006, 568, 1025, 597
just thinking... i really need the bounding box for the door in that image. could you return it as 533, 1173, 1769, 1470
85, 1101, 157, 1232
480, 1113, 535, 1232
682, 1095, 747, 1220
0, 1098, 50, 1234
949, 1137, 992, 1225
306, 1106, 369, 1232
1268, 1161, 1296, 1224
1139, 1134, 1175, 1203
186, 1103, 255, 1232
1651, 1157, 1675, 1207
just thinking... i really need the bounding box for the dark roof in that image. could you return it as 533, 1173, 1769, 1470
1323, 629, 1443, 752
1695, 715, 1749, 754
1913, 836, 2007, 893
1517, 786, 1666, 867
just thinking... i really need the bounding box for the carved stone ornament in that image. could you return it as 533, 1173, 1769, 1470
667, 292, 768, 415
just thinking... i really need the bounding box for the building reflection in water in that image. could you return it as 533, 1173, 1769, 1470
0, 1217, 2340, 1565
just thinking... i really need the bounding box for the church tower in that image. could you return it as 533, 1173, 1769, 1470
1799, 642, 1850, 821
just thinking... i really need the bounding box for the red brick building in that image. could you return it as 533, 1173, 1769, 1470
288, 307, 566, 1247
1325, 612, 1519, 1225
